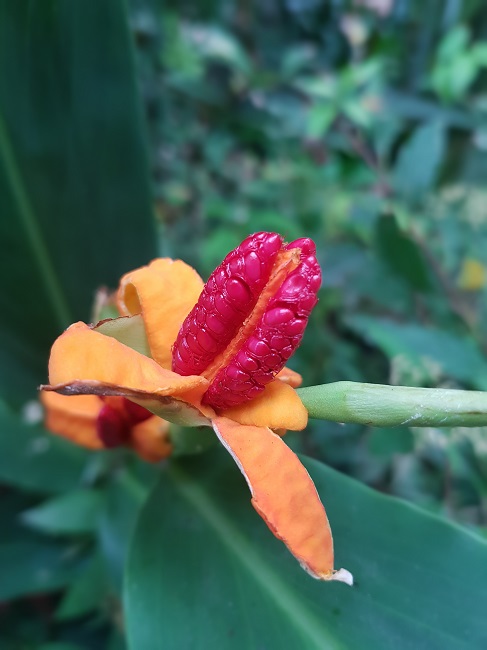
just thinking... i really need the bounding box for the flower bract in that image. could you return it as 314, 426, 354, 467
41, 232, 352, 584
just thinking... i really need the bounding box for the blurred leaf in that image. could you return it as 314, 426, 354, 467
306, 104, 336, 139
37, 644, 84, 650
22, 489, 102, 535
162, 13, 204, 80
56, 554, 106, 621
98, 470, 149, 592
390, 455, 444, 509
0, 1, 157, 403
342, 100, 372, 129
432, 56, 478, 102
437, 26, 470, 61
107, 633, 128, 650
393, 122, 446, 198
183, 24, 251, 76
367, 427, 415, 458
0, 539, 84, 601
200, 230, 243, 277
125, 449, 487, 649
0, 402, 90, 494
473, 43, 487, 66
281, 45, 316, 78
431, 26, 485, 101
346, 316, 487, 389
322, 243, 412, 315
376, 214, 431, 291
382, 89, 476, 129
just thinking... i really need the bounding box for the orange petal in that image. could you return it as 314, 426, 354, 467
117, 259, 204, 369
221, 380, 308, 431
212, 417, 349, 582
48, 322, 207, 397
41, 391, 103, 450
131, 416, 172, 463
276, 366, 302, 388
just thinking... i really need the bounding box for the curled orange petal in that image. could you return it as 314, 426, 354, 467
220, 379, 308, 431
41, 391, 103, 450
48, 322, 207, 398
276, 366, 303, 388
117, 259, 204, 369
131, 416, 172, 463
212, 417, 351, 583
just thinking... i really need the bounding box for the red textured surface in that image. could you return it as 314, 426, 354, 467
172, 232, 282, 376
96, 398, 152, 447
96, 404, 131, 448
171, 232, 321, 411
203, 238, 321, 410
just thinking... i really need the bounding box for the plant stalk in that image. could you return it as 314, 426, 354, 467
297, 382, 487, 428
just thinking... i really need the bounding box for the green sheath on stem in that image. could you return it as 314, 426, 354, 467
297, 382, 487, 428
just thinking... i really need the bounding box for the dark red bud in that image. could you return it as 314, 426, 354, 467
122, 398, 152, 424
96, 398, 152, 448
96, 405, 131, 448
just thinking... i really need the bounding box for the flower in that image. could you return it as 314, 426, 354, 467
41, 232, 352, 585
41, 392, 172, 462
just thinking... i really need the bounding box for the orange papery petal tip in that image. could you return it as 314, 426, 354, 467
321, 568, 354, 585
117, 259, 204, 370
212, 417, 343, 582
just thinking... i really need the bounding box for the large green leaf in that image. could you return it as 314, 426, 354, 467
98, 469, 150, 593
0, 538, 87, 601
0, 402, 90, 494
56, 554, 107, 621
346, 315, 487, 390
22, 488, 102, 535
125, 448, 487, 649
0, 1, 157, 402
0, 488, 87, 602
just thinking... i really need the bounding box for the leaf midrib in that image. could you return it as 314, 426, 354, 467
170, 463, 344, 650
0, 111, 72, 330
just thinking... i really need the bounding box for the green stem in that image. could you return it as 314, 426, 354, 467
297, 382, 487, 428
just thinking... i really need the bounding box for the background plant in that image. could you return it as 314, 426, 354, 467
2, 0, 487, 648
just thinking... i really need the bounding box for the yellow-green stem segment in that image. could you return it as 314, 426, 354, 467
297, 382, 487, 428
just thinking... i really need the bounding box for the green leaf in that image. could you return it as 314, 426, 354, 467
437, 26, 470, 61
0, 402, 90, 493
98, 470, 149, 592
56, 554, 106, 620
376, 214, 431, 291
22, 489, 102, 535
37, 644, 84, 650
125, 449, 487, 649
306, 104, 336, 139
183, 25, 251, 76
0, 1, 157, 403
0, 539, 85, 601
346, 315, 487, 390
367, 427, 415, 458
393, 122, 445, 198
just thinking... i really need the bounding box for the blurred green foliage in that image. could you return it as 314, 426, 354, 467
2, 0, 487, 647
135, 0, 487, 521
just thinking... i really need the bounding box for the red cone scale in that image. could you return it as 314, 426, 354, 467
172, 232, 321, 410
